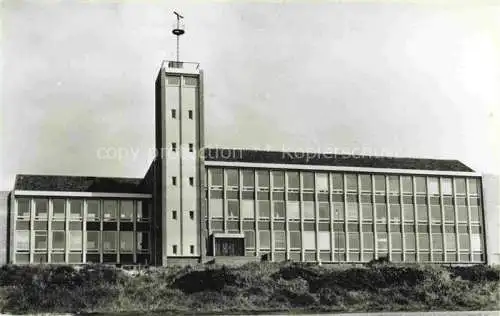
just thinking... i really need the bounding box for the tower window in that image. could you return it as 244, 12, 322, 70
171, 142, 177, 152
171, 109, 176, 119
172, 211, 177, 220
188, 110, 193, 119
189, 177, 194, 186
189, 143, 194, 152
189, 211, 194, 220
172, 177, 177, 186
172, 245, 177, 254
190, 245, 195, 254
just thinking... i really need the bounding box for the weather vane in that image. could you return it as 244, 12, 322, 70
172, 11, 185, 62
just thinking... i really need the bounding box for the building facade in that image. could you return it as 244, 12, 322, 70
1, 60, 496, 266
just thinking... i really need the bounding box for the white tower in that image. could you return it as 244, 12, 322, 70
154, 12, 205, 265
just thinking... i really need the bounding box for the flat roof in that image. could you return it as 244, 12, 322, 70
14, 174, 144, 193
203, 148, 475, 173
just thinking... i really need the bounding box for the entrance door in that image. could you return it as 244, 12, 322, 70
214, 237, 244, 256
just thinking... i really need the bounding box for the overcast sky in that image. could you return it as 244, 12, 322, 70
1, 1, 500, 191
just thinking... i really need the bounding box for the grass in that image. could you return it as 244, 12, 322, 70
0, 262, 498, 314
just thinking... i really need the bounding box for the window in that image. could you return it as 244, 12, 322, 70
272, 171, 285, 188
16, 231, 29, 250
302, 172, 314, 190
137, 202, 149, 221
459, 233, 470, 250
188, 110, 193, 119
457, 206, 468, 222
405, 233, 416, 250
361, 204, 373, 221
470, 206, 481, 222
102, 232, 116, 251
171, 142, 177, 152
318, 231, 330, 250
347, 203, 358, 220
189, 143, 194, 152
432, 234, 443, 250
346, 174, 358, 191
210, 169, 223, 186
103, 200, 117, 221
445, 233, 456, 250
258, 201, 270, 218
334, 232, 346, 250
172, 210, 177, 220
402, 176, 413, 193
274, 201, 285, 219
171, 109, 176, 118
120, 232, 134, 252
17, 198, 31, 219
417, 205, 428, 222
333, 203, 344, 221
210, 197, 223, 218
304, 201, 315, 219
331, 173, 343, 191
391, 232, 402, 250
360, 175, 372, 192
431, 206, 442, 222
348, 232, 360, 249
69, 231, 82, 251
388, 176, 400, 193
468, 179, 480, 195
287, 202, 300, 220
471, 234, 482, 251
172, 245, 177, 254
287, 172, 299, 189
363, 232, 374, 249
189, 177, 194, 186
34, 231, 47, 250
189, 211, 195, 220
375, 204, 387, 222
415, 177, 426, 194
52, 199, 66, 220
87, 200, 99, 221
403, 205, 414, 221
241, 200, 254, 219
86, 232, 100, 251
190, 245, 195, 254
455, 178, 466, 194
259, 231, 270, 249
275, 231, 286, 249
428, 177, 439, 195
34, 199, 48, 219
315, 173, 328, 191
374, 175, 386, 192
228, 200, 239, 218
137, 232, 149, 251
290, 231, 301, 248
390, 205, 401, 222
172, 176, 177, 186
319, 202, 329, 219
419, 234, 430, 250
303, 231, 316, 250
226, 169, 239, 187
244, 231, 255, 248
242, 170, 254, 187
120, 201, 133, 221
376, 233, 387, 250
441, 178, 452, 195
52, 231, 65, 250
257, 170, 270, 188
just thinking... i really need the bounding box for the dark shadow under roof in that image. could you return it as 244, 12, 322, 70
204, 148, 475, 172
14, 174, 145, 193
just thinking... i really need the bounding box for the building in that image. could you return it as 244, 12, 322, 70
1, 60, 497, 266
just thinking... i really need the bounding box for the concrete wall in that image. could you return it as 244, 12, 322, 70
483, 174, 500, 265
0, 191, 10, 264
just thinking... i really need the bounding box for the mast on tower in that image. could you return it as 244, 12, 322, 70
172, 11, 185, 63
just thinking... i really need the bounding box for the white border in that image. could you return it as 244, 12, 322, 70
203, 161, 480, 177
13, 190, 152, 199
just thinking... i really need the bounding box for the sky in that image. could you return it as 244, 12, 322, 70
1, 0, 500, 191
